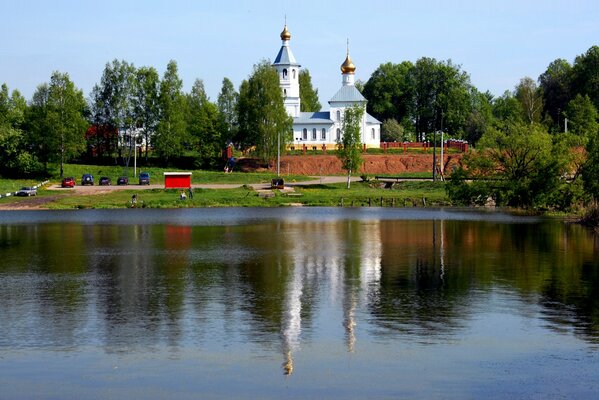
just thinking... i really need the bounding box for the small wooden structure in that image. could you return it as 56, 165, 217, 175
164, 172, 192, 189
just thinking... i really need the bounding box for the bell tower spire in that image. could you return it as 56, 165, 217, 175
273, 20, 301, 117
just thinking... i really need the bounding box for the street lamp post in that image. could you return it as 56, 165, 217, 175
277, 130, 281, 177
432, 130, 437, 181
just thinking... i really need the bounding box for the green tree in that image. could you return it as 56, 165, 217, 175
582, 129, 599, 199
186, 79, 223, 168
237, 60, 292, 163
154, 60, 188, 163
515, 77, 543, 124
0, 84, 36, 176
571, 46, 599, 111
381, 118, 413, 142
90, 59, 137, 161
465, 90, 494, 145
29, 72, 88, 177
450, 122, 566, 208
362, 61, 413, 125
133, 66, 160, 160
564, 94, 598, 142
217, 77, 238, 144
539, 58, 572, 131
492, 91, 524, 127
408, 58, 473, 140
298, 69, 321, 112
336, 105, 365, 189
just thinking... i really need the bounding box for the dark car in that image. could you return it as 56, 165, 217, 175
61, 177, 75, 188
99, 177, 111, 186
117, 176, 129, 185
16, 186, 37, 196
81, 174, 94, 185
139, 172, 150, 185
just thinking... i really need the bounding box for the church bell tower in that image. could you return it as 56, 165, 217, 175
273, 23, 301, 118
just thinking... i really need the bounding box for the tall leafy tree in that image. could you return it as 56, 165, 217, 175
464, 89, 494, 145
336, 105, 365, 189
363, 61, 413, 125
539, 58, 572, 131
133, 66, 160, 160
236, 60, 292, 163
187, 79, 223, 168
0, 84, 36, 176
217, 77, 238, 144
571, 46, 599, 111
515, 77, 543, 124
154, 60, 188, 163
582, 129, 599, 199
449, 122, 565, 208
564, 94, 599, 143
298, 69, 321, 112
90, 59, 136, 161
29, 72, 88, 177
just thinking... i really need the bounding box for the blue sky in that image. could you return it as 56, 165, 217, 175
1, 0, 598, 108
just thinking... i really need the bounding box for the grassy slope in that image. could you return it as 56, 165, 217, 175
37, 181, 448, 209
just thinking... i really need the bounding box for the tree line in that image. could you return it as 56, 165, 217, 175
0, 59, 321, 177
1, 45, 599, 208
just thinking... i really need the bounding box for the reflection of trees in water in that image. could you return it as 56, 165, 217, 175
1, 216, 598, 355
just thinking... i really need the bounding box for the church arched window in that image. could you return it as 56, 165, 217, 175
312, 128, 317, 140
372, 128, 375, 139
283, 89, 287, 96
321, 128, 326, 140
336, 128, 341, 141
283, 69, 288, 79
302, 128, 307, 140
292, 69, 296, 79
336, 110, 341, 121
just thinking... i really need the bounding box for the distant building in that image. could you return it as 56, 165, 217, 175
273, 24, 381, 149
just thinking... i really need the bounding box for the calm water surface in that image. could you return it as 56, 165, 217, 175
0, 208, 598, 399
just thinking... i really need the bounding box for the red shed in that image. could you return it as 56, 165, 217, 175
164, 172, 192, 189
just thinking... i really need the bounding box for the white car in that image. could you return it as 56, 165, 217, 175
16, 187, 37, 196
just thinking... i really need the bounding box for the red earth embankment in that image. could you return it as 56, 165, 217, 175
238, 154, 463, 175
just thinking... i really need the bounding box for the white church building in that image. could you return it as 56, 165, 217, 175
272, 24, 381, 149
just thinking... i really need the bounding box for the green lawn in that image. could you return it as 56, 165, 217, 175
38, 181, 448, 209
0, 178, 44, 194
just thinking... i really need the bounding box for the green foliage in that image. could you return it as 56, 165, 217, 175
465, 90, 494, 144
565, 94, 598, 142
154, 60, 188, 163
236, 60, 293, 163
217, 77, 238, 144
515, 77, 543, 124
572, 46, 599, 111
299, 69, 321, 112
363, 61, 413, 123
186, 79, 223, 168
452, 122, 573, 209
336, 105, 365, 188
133, 66, 160, 159
582, 130, 599, 199
539, 58, 572, 131
27, 72, 88, 177
381, 118, 414, 142
445, 167, 489, 206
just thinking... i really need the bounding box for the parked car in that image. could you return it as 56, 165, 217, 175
81, 174, 94, 185
16, 186, 37, 196
61, 177, 75, 188
117, 176, 129, 185
99, 177, 112, 186
139, 172, 150, 185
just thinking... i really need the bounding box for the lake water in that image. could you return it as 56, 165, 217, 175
0, 208, 598, 399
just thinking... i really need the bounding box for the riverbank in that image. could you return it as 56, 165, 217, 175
0, 179, 449, 210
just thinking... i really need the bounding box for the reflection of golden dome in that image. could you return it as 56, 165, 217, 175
280, 25, 291, 41
341, 53, 356, 74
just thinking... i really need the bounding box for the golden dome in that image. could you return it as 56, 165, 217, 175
341, 53, 356, 74
280, 25, 291, 41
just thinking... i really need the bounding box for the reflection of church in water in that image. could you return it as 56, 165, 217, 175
272, 24, 381, 149
280, 220, 382, 375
